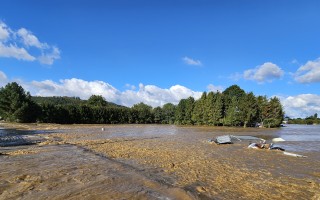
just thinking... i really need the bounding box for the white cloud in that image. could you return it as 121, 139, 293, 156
243, 62, 284, 83
125, 83, 136, 90
30, 78, 120, 102
38, 47, 60, 65
0, 43, 36, 61
294, 58, 320, 83
17, 28, 49, 49
207, 84, 224, 92
0, 21, 60, 65
279, 94, 320, 118
22, 78, 203, 108
182, 56, 202, 66
120, 84, 202, 107
0, 70, 204, 107
122, 84, 201, 107
0, 22, 10, 41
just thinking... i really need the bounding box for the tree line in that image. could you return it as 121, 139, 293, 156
0, 82, 284, 127
287, 113, 319, 125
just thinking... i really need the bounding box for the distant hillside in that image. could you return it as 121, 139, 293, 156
32, 96, 123, 108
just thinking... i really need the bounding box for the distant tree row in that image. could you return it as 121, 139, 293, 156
0, 82, 284, 127
173, 85, 284, 128
287, 113, 320, 125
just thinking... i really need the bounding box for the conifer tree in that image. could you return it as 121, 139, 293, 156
0, 82, 40, 122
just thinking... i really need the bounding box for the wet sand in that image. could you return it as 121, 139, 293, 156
0, 123, 319, 199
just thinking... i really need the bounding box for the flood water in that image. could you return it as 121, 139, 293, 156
0, 124, 319, 199
277, 124, 320, 152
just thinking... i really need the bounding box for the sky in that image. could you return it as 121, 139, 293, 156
0, 0, 320, 118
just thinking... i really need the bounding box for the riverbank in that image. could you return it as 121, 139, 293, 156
0, 123, 319, 199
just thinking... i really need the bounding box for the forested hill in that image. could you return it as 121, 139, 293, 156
32, 96, 122, 108
0, 82, 284, 127
32, 96, 83, 106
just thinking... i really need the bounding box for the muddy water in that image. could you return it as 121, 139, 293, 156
0, 144, 192, 200
0, 124, 319, 200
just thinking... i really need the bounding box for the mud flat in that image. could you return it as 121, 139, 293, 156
0, 123, 319, 199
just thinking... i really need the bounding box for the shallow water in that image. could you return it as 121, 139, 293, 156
0, 124, 319, 199
72, 124, 320, 153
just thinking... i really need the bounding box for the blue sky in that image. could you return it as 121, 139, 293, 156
1, 0, 320, 118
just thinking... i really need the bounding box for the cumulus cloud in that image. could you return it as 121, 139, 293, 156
279, 94, 320, 118
22, 78, 202, 108
0, 70, 204, 107
17, 28, 49, 49
0, 43, 36, 61
243, 62, 284, 83
0, 21, 60, 65
30, 78, 120, 102
207, 84, 224, 92
121, 84, 202, 107
182, 56, 202, 66
294, 58, 320, 83
125, 83, 136, 90
38, 47, 61, 65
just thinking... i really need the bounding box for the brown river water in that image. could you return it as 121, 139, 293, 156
0, 123, 319, 200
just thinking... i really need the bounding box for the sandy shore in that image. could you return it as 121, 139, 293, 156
0, 123, 319, 199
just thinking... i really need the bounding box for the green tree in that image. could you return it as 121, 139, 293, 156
205, 92, 223, 126
65, 105, 81, 124
192, 92, 206, 125
153, 106, 163, 124
39, 103, 56, 123
213, 92, 224, 126
175, 97, 194, 125
239, 92, 258, 127
132, 102, 153, 124
79, 105, 94, 124
175, 99, 186, 125
87, 95, 107, 107
223, 85, 246, 99
185, 97, 195, 125
222, 85, 245, 120
162, 103, 176, 124
205, 92, 215, 125
224, 96, 241, 126
0, 82, 40, 122
256, 95, 268, 125
262, 97, 284, 128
